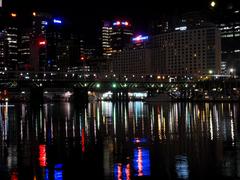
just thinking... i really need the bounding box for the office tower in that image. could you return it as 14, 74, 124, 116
101, 21, 113, 57
112, 26, 221, 76
101, 20, 133, 57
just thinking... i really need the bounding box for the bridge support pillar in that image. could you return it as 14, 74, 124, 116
112, 89, 128, 101
72, 87, 88, 105
147, 90, 154, 97
30, 87, 43, 104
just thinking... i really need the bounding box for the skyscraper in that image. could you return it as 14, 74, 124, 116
112, 25, 221, 76
101, 21, 112, 57
217, 9, 240, 75
5, 13, 18, 70
101, 20, 133, 57
111, 20, 133, 53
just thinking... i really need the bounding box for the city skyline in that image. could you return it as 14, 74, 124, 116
4, 0, 240, 44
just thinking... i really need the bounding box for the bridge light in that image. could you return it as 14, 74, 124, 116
11, 13, 17, 17
124, 84, 127, 87
112, 83, 117, 88
96, 83, 100, 88
157, 75, 161, 79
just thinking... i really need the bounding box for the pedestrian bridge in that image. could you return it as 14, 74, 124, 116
0, 71, 239, 102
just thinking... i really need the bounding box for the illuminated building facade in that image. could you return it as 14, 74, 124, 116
112, 35, 151, 74
152, 26, 221, 75
18, 30, 31, 70
5, 13, 19, 70
0, 30, 6, 70
112, 26, 221, 76
101, 21, 112, 57
218, 9, 240, 75
101, 20, 133, 57
111, 20, 133, 53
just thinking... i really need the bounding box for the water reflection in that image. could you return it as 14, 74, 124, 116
133, 147, 150, 177
0, 101, 239, 179
175, 155, 189, 179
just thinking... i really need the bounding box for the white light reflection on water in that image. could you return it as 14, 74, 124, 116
0, 101, 240, 179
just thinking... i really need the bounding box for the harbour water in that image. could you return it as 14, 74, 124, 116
0, 101, 239, 179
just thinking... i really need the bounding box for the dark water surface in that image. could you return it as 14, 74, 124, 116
0, 101, 239, 179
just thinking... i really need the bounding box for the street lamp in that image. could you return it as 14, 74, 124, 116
210, 1, 216, 8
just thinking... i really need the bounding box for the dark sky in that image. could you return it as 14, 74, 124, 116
4, 0, 240, 45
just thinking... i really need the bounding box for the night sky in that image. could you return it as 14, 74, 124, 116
4, 0, 240, 45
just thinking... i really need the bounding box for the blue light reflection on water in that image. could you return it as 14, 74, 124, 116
114, 163, 131, 180
54, 164, 63, 180
133, 147, 151, 176
132, 138, 147, 144
175, 155, 189, 179
45, 168, 49, 180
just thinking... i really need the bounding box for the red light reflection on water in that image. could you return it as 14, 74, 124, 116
39, 144, 47, 167
10, 169, 18, 180
114, 163, 131, 180
81, 128, 85, 153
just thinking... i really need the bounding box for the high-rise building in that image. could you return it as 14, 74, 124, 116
5, 13, 18, 70
152, 26, 221, 75
111, 20, 133, 53
217, 10, 240, 75
18, 30, 31, 70
101, 21, 112, 57
112, 34, 151, 74
112, 26, 221, 76
101, 20, 133, 57
0, 30, 6, 70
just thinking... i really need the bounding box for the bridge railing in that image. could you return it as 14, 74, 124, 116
0, 71, 238, 83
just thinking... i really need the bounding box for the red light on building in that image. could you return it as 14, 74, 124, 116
80, 56, 85, 61
113, 21, 121, 26
39, 40, 46, 46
